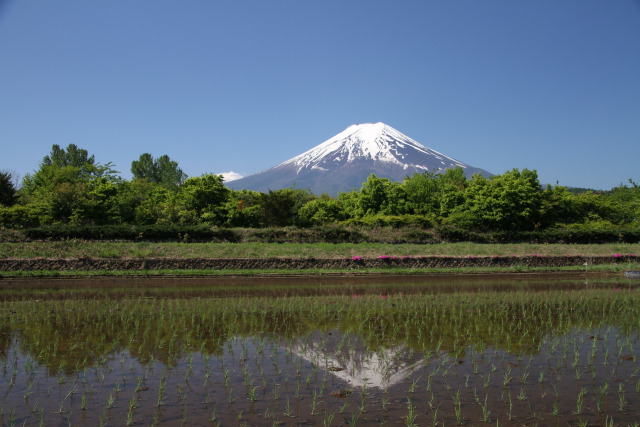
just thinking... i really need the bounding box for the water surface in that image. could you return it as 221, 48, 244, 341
1, 276, 638, 426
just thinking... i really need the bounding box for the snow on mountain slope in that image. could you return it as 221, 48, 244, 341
226, 123, 491, 195
282, 122, 468, 173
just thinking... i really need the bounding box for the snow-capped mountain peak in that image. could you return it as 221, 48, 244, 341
282, 122, 466, 174
226, 122, 491, 195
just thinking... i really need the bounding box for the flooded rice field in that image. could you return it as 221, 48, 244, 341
1, 275, 639, 426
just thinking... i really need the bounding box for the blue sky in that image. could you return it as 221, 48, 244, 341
1, 0, 639, 190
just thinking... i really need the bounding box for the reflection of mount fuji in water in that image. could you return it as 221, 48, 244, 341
290, 331, 423, 389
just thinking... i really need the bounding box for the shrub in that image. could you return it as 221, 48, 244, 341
342, 214, 433, 229
244, 226, 365, 243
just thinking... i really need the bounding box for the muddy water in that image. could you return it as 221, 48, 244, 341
0, 276, 639, 426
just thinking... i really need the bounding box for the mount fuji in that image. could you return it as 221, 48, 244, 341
226, 123, 492, 195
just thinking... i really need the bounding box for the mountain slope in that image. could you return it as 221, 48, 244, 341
227, 123, 491, 195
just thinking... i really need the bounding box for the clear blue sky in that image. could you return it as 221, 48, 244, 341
1, 0, 639, 190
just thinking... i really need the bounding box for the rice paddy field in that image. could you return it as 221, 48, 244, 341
1, 275, 640, 426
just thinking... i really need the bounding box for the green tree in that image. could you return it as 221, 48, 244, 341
225, 189, 262, 227
37, 177, 121, 225
337, 191, 363, 219
601, 179, 640, 226
451, 169, 542, 231
81, 177, 121, 224
115, 179, 159, 224
358, 174, 408, 216
558, 191, 617, 228
437, 168, 469, 219
48, 182, 87, 223
298, 197, 346, 226
402, 171, 440, 215
22, 144, 119, 198
133, 186, 177, 224
176, 174, 229, 224
41, 144, 95, 169
538, 184, 578, 228
19, 144, 120, 224
131, 153, 187, 190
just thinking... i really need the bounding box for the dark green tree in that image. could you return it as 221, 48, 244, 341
0, 171, 18, 206
259, 188, 314, 227
131, 153, 187, 190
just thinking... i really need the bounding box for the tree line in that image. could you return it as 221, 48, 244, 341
1, 144, 639, 233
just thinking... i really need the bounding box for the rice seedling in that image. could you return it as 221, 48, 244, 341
480, 394, 491, 423
283, 397, 293, 417
618, 383, 627, 411
575, 387, 587, 415
405, 398, 417, 426
452, 389, 463, 425
0, 279, 639, 425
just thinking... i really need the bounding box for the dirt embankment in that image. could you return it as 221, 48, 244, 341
0, 255, 634, 271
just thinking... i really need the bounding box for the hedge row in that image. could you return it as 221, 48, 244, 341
434, 226, 640, 244
10, 225, 369, 243
18, 225, 241, 242
244, 227, 367, 243
4, 224, 640, 244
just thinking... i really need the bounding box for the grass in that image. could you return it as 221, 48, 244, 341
1, 241, 639, 259
2, 241, 638, 277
